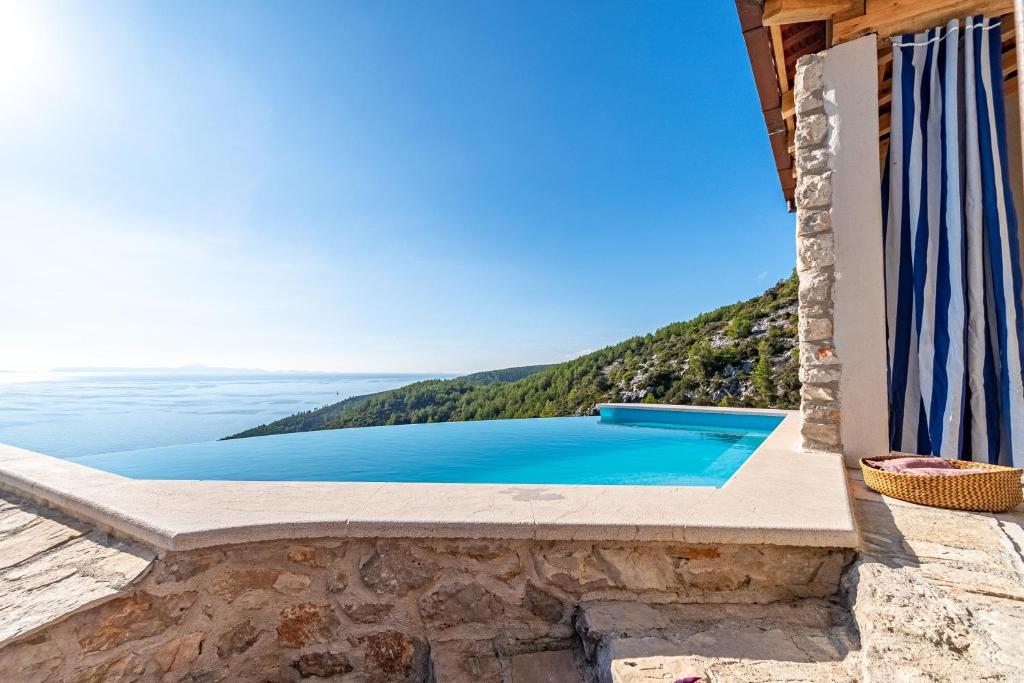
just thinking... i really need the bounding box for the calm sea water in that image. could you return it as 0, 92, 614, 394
74, 409, 782, 486
0, 371, 447, 457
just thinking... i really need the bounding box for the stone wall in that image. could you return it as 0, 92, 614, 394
0, 536, 851, 682
793, 53, 843, 454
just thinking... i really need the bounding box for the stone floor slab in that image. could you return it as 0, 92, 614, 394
511, 649, 584, 683
0, 493, 155, 646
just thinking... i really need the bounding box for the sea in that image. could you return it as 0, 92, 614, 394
0, 370, 450, 458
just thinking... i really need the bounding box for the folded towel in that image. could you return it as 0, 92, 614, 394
865, 457, 986, 476
865, 456, 951, 472
897, 466, 987, 476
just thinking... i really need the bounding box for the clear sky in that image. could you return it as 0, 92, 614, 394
1, 0, 795, 374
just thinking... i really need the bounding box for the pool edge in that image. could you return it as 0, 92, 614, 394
0, 406, 858, 552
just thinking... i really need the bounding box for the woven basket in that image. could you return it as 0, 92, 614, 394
860, 454, 1023, 512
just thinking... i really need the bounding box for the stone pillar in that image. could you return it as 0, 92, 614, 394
793, 36, 889, 462
794, 53, 842, 453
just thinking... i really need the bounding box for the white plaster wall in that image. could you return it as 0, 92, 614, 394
822, 36, 890, 463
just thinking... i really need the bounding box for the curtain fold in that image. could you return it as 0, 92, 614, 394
885, 16, 1024, 467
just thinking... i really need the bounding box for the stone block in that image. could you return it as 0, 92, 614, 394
800, 342, 840, 365
796, 232, 835, 271
511, 650, 584, 683
236, 589, 272, 611
796, 146, 829, 174
576, 601, 668, 658
802, 422, 841, 447
799, 316, 832, 342
802, 403, 840, 425
153, 632, 203, 672
795, 54, 824, 96
360, 541, 438, 596
153, 552, 220, 585
277, 603, 340, 648
795, 172, 832, 210
0, 637, 64, 683
288, 544, 340, 568
342, 600, 394, 624
211, 568, 280, 600
360, 631, 428, 683
798, 267, 832, 303
799, 364, 841, 384
534, 545, 676, 594
326, 568, 348, 594
796, 86, 824, 115
77, 591, 197, 653
801, 385, 837, 403
795, 113, 827, 150
430, 639, 503, 683
292, 651, 353, 678
274, 571, 312, 595
419, 581, 507, 629
73, 653, 144, 683
797, 208, 830, 235
217, 619, 261, 657
524, 581, 565, 623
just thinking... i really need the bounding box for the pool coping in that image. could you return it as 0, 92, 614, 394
0, 405, 858, 552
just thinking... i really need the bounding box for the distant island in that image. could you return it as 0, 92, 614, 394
226, 273, 799, 439
50, 364, 272, 374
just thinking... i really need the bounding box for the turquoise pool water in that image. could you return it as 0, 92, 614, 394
71, 407, 783, 486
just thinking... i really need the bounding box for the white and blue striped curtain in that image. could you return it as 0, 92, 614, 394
884, 16, 1024, 467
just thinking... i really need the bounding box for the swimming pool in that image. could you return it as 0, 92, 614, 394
70, 406, 783, 486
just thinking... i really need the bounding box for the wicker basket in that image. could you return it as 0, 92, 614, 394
860, 454, 1023, 512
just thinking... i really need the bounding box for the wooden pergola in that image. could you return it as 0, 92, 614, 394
736, 0, 1020, 209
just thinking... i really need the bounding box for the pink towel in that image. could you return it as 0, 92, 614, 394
872, 456, 954, 472
897, 466, 986, 476
866, 456, 985, 476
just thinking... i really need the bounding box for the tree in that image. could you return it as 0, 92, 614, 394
727, 314, 753, 339
752, 341, 775, 404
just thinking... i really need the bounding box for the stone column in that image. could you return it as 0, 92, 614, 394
793, 36, 889, 461
794, 53, 842, 454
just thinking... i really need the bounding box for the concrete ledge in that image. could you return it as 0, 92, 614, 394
0, 406, 858, 552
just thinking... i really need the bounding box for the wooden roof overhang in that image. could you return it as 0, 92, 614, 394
737, 0, 1019, 210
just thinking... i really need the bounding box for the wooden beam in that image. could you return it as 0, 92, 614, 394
1015, 0, 1024, 178
770, 24, 790, 92
1007, 74, 1020, 97
834, 0, 866, 23
834, 0, 1014, 44
781, 89, 796, 119
763, 0, 855, 26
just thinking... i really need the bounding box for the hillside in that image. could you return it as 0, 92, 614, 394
227, 273, 799, 438
457, 365, 554, 384
227, 364, 553, 439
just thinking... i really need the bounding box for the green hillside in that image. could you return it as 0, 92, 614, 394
458, 365, 555, 385
227, 274, 799, 438
227, 364, 553, 439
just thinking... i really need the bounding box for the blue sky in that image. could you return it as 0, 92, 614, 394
1, 1, 794, 374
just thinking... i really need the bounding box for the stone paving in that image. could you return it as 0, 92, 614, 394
0, 492, 154, 647
588, 468, 1024, 682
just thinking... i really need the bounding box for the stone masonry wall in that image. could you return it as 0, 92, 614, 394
794, 53, 843, 454
0, 537, 851, 682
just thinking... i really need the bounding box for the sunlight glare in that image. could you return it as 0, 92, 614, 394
0, 1, 65, 114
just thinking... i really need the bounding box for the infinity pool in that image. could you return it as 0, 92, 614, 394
70, 407, 783, 486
